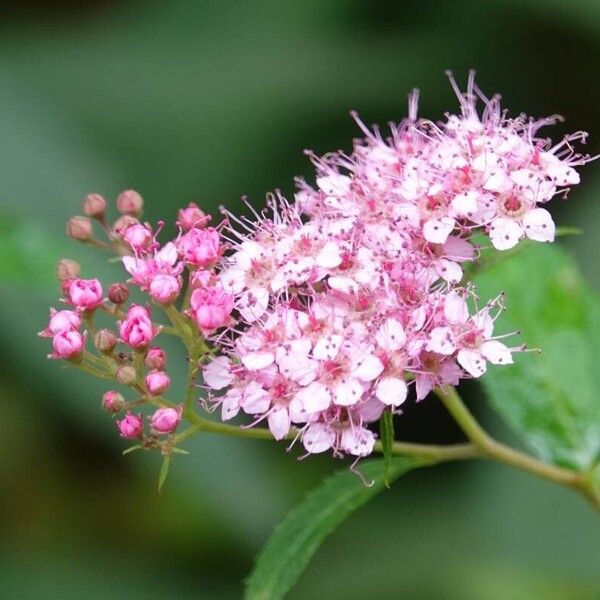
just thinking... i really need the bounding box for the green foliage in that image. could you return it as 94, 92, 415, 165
474, 244, 600, 471
379, 410, 395, 487
245, 457, 427, 600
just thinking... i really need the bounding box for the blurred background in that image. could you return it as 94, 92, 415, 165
1, 1, 599, 598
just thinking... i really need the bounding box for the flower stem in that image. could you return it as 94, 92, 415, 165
434, 386, 600, 511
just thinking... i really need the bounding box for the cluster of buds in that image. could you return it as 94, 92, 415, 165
40, 73, 593, 465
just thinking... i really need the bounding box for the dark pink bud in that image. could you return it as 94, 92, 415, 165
119, 304, 157, 348
102, 390, 125, 413
176, 227, 220, 267
82, 193, 107, 219
108, 282, 130, 305
144, 347, 166, 370
94, 329, 117, 353
116, 189, 144, 216
117, 412, 143, 438
145, 370, 171, 396
51, 329, 84, 359
56, 258, 81, 282
190, 286, 234, 332
150, 406, 182, 435
39, 308, 82, 337
66, 216, 93, 241
67, 278, 104, 310
123, 223, 153, 251
177, 202, 210, 231
148, 274, 181, 304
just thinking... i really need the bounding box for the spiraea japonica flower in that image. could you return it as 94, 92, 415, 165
40, 71, 594, 467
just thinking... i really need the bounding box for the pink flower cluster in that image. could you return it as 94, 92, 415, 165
201, 73, 592, 459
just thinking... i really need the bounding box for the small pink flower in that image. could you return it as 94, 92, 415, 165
67, 278, 103, 310
190, 286, 234, 331
123, 223, 153, 252
148, 273, 181, 304
177, 202, 210, 230
145, 369, 171, 396
102, 390, 125, 413
39, 309, 82, 337
51, 329, 85, 359
150, 406, 182, 435
117, 412, 144, 438
177, 227, 220, 267
119, 304, 157, 348
145, 346, 166, 370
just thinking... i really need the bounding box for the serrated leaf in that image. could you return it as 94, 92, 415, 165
379, 410, 395, 488
245, 456, 428, 600
474, 243, 600, 470
157, 454, 172, 494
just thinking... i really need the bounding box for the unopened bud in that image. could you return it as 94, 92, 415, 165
108, 282, 130, 305
177, 202, 210, 231
102, 390, 125, 413
82, 193, 107, 219
144, 346, 166, 370
94, 329, 117, 353
56, 258, 81, 281
113, 215, 139, 237
116, 365, 137, 386
116, 189, 144, 216
66, 216, 93, 241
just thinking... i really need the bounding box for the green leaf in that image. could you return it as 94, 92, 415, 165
157, 454, 172, 495
245, 457, 427, 600
379, 410, 395, 488
473, 243, 600, 470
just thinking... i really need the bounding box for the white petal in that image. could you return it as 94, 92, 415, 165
443, 236, 475, 261
415, 375, 434, 401
317, 174, 352, 197
435, 258, 462, 283
241, 382, 271, 414
423, 217, 455, 244
312, 334, 343, 360
241, 351, 275, 370
277, 354, 318, 386
333, 379, 363, 406
353, 353, 384, 382
481, 340, 513, 366
237, 287, 270, 322
268, 406, 291, 440
375, 318, 406, 351
340, 427, 375, 457
316, 241, 342, 268
302, 423, 335, 454
473, 309, 494, 339
522, 208, 555, 243
444, 292, 469, 325
451, 191, 478, 217
328, 276, 358, 294
375, 377, 408, 406
489, 218, 523, 251
203, 356, 234, 389
294, 382, 331, 413
457, 349, 487, 377
219, 267, 247, 293
156, 242, 178, 266
221, 391, 241, 420
426, 327, 456, 355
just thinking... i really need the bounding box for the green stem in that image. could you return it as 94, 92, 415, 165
434, 386, 599, 511
161, 303, 194, 350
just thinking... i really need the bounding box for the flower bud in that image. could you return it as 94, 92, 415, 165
94, 329, 117, 353
144, 347, 166, 370
102, 390, 125, 413
119, 304, 157, 348
82, 193, 107, 219
123, 223, 153, 251
145, 370, 171, 396
66, 216, 93, 241
177, 202, 210, 231
39, 309, 82, 338
51, 329, 84, 359
116, 365, 137, 386
108, 282, 130, 305
148, 274, 181, 304
190, 286, 234, 332
116, 189, 144, 216
177, 227, 220, 267
189, 269, 212, 289
67, 278, 104, 310
150, 406, 182, 435
56, 258, 81, 281
117, 412, 143, 438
